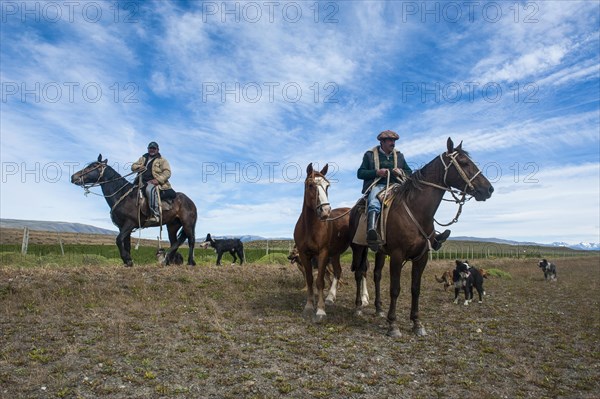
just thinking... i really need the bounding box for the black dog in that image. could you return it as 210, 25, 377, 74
538, 258, 557, 281
156, 248, 183, 266
453, 260, 485, 305
201, 233, 244, 266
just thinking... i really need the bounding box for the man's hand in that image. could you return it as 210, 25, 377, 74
376, 169, 389, 177
149, 179, 158, 185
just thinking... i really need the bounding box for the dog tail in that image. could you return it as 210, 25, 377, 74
435, 275, 445, 283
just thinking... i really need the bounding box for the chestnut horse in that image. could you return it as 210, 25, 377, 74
71, 155, 197, 266
350, 138, 493, 337
293, 163, 351, 322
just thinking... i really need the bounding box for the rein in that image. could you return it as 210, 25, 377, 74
396, 149, 481, 256
76, 163, 141, 204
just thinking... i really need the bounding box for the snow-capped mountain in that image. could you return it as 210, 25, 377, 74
548, 241, 599, 251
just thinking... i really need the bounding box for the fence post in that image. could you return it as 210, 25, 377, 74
58, 233, 64, 256
21, 227, 29, 255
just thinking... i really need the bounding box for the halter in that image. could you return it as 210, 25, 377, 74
398, 149, 485, 259
75, 162, 139, 201
306, 174, 330, 212
75, 162, 107, 190
413, 150, 482, 226
440, 150, 482, 194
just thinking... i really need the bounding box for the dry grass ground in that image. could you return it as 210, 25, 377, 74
1, 255, 598, 398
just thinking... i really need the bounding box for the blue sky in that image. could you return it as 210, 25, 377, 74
1, 0, 599, 244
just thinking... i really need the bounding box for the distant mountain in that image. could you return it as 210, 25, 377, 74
563, 242, 600, 251
209, 235, 291, 242
0, 218, 117, 236
451, 236, 600, 251
0, 219, 596, 249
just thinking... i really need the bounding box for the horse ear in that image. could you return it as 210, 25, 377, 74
320, 163, 328, 176
306, 163, 313, 175
456, 141, 463, 151
97, 154, 102, 162
446, 138, 454, 153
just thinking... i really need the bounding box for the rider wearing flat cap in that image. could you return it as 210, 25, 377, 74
357, 130, 450, 251
131, 141, 172, 223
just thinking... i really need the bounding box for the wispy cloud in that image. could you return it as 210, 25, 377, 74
1, 1, 598, 245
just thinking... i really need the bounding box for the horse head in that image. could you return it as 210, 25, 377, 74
304, 163, 331, 220
71, 154, 108, 186
441, 138, 494, 201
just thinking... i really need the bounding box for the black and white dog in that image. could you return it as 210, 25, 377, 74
156, 248, 184, 266
201, 233, 245, 266
453, 260, 485, 305
538, 259, 557, 281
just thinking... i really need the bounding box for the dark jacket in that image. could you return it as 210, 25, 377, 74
357, 147, 412, 193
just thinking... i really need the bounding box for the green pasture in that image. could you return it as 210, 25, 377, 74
0, 239, 592, 267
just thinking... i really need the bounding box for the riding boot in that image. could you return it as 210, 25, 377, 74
366, 211, 381, 252
432, 229, 451, 250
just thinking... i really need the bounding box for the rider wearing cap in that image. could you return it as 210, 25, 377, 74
357, 130, 450, 251
131, 141, 172, 223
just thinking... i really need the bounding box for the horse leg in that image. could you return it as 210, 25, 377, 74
186, 227, 196, 266
410, 257, 428, 336
230, 249, 237, 264
177, 215, 196, 266
387, 251, 404, 337
351, 244, 368, 316
299, 252, 315, 317
325, 255, 342, 306
313, 251, 330, 323
374, 252, 386, 317
164, 222, 181, 266
116, 225, 135, 267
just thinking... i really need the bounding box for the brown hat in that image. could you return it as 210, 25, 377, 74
377, 130, 399, 141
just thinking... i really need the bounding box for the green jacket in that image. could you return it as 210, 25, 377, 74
357, 146, 412, 193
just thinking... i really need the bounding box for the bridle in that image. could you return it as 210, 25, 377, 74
416, 150, 483, 226
75, 162, 107, 191
74, 162, 138, 200
306, 174, 330, 213
398, 149, 485, 259
418, 150, 482, 199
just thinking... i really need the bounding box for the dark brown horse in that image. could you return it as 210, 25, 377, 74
71, 155, 197, 266
293, 163, 351, 322
350, 138, 493, 336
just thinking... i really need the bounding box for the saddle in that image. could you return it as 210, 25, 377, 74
352, 185, 402, 247
137, 188, 175, 218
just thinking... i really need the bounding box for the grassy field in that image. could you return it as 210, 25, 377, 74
0, 227, 591, 267
1, 254, 598, 398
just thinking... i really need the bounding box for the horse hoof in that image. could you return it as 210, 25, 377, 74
302, 306, 313, 317
387, 327, 402, 338
413, 326, 427, 337
313, 312, 326, 324
125, 261, 133, 267
376, 311, 386, 318
354, 309, 363, 317
325, 298, 335, 306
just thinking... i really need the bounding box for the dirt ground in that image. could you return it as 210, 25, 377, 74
1, 256, 598, 398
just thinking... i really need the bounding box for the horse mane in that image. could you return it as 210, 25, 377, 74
100, 163, 135, 190
395, 146, 471, 203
